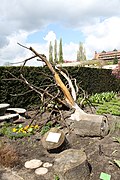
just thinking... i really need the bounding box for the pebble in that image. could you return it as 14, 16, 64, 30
43, 162, 53, 168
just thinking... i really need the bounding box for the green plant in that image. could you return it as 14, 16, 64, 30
89, 91, 117, 105
96, 99, 120, 116
10, 124, 39, 139
0, 123, 13, 137
40, 121, 52, 135
54, 174, 60, 180
0, 123, 39, 139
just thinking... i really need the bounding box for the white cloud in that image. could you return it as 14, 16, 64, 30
43, 31, 56, 44
1, 0, 120, 65
83, 16, 120, 59
63, 42, 78, 61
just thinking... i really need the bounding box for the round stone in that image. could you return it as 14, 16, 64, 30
35, 167, 48, 175
24, 159, 42, 169
43, 162, 53, 168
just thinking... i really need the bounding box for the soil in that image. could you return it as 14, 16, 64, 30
0, 107, 120, 180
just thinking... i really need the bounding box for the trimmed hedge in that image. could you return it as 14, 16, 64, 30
0, 66, 120, 109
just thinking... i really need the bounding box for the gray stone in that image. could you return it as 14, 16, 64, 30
53, 149, 90, 180
0, 114, 19, 122
0, 103, 10, 116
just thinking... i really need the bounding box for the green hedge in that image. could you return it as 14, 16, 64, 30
0, 66, 120, 109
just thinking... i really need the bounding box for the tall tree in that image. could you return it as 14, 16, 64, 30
77, 42, 86, 61
49, 41, 53, 63
54, 39, 58, 63
59, 38, 64, 63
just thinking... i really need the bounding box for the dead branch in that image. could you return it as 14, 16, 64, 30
55, 66, 77, 101
10, 55, 37, 65
18, 43, 75, 107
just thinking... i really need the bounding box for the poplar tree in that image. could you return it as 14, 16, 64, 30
59, 38, 64, 63
77, 42, 86, 61
49, 41, 53, 63
54, 39, 58, 63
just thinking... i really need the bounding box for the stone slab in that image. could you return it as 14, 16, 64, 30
0, 114, 19, 122
6, 108, 26, 115
0, 103, 10, 116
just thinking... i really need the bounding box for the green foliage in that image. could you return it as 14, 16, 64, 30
96, 101, 120, 116
88, 92, 120, 116
0, 123, 12, 136
0, 123, 39, 139
54, 174, 60, 180
40, 121, 52, 135
59, 38, 63, 63
54, 39, 58, 63
77, 42, 86, 61
0, 123, 28, 139
89, 91, 117, 104
49, 41, 53, 63
0, 66, 120, 109
113, 55, 118, 64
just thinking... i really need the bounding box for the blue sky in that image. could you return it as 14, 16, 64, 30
26, 24, 85, 44
0, 0, 120, 66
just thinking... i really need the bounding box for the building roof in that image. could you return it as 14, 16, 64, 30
94, 50, 120, 61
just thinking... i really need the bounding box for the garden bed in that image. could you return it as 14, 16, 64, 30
0, 106, 120, 180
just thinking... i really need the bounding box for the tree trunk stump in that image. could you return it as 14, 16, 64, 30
67, 114, 109, 137
41, 128, 65, 152
53, 149, 90, 180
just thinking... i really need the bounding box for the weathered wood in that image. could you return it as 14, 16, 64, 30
53, 149, 90, 180
67, 114, 109, 137
18, 45, 110, 128
41, 128, 65, 151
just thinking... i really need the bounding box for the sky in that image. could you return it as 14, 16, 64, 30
1, 0, 120, 66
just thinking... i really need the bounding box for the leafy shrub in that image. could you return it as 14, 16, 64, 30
89, 91, 117, 104
88, 92, 120, 116
96, 101, 120, 116
0, 66, 120, 108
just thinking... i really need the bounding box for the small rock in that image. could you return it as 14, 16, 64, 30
14, 118, 25, 124
24, 159, 42, 169
35, 167, 48, 175
43, 162, 53, 168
